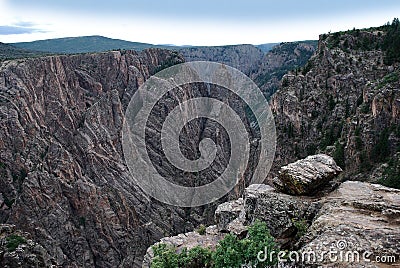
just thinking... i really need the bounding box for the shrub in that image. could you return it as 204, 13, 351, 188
382, 18, 400, 65
328, 95, 336, 110
6, 235, 26, 251
333, 141, 345, 169
214, 220, 278, 268
302, 61, 313, 75
196, 224, 206, 235
152, 244, 181, 268
292, 218, 309, 239
371, 128, 391, 163
359, 150, 372, 172
213, 234, 243, 268
355, 136, 363, 150
360, 103, 370, 114
378, 157, 400, 189
185, 246, 213, 267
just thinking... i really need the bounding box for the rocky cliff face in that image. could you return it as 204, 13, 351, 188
0, 46, 268, 267
179, 44, 265, 76
252, 41, 317, 98
0, 49, 184, 267
270, 28, 400, 183
0, 49, 238, 267
179, 42, 317, 99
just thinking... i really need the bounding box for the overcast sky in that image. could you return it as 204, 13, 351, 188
0, 0, 399, 45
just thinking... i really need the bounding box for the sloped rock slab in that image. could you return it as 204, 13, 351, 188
297, 181, 400, 267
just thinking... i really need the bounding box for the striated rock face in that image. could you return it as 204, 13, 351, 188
0, 47, 269, 267
0, 48, 258, 267
273, 154, 342, 195
179, 44, 265, 76
252, 41, 317, 97
0, 49, 188, 267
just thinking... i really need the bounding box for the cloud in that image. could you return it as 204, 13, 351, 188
0, 22, 46, 35
14, 21, 36, 27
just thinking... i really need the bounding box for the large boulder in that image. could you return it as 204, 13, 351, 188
273, 154, 342, 195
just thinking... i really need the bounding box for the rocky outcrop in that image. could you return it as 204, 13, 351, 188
297, 181, 400, 267
243, 184, 319, 247
143, 154, 399, 267
273, 154, 342, 195
269, 28, 400, 182
144, 180, 400, 267
214, 198, 244, 232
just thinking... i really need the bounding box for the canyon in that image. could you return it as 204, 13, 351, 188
0, 22, 399, 268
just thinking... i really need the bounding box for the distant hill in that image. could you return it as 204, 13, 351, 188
11, 35, 278, 56
10, 36, 279, 75
0, 42, 48, 61
11, 35, 175, 54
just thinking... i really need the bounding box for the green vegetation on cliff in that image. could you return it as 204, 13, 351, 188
323, 18, 400, 65
151, 221, 278, 268
0, 42, 47, 62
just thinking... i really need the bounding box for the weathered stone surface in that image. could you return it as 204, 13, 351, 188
215, 198, 244, 232
273, 154, 342, 195
244, 184, 320, 245
143, 179, 400, 267
297, 181, 400, 267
